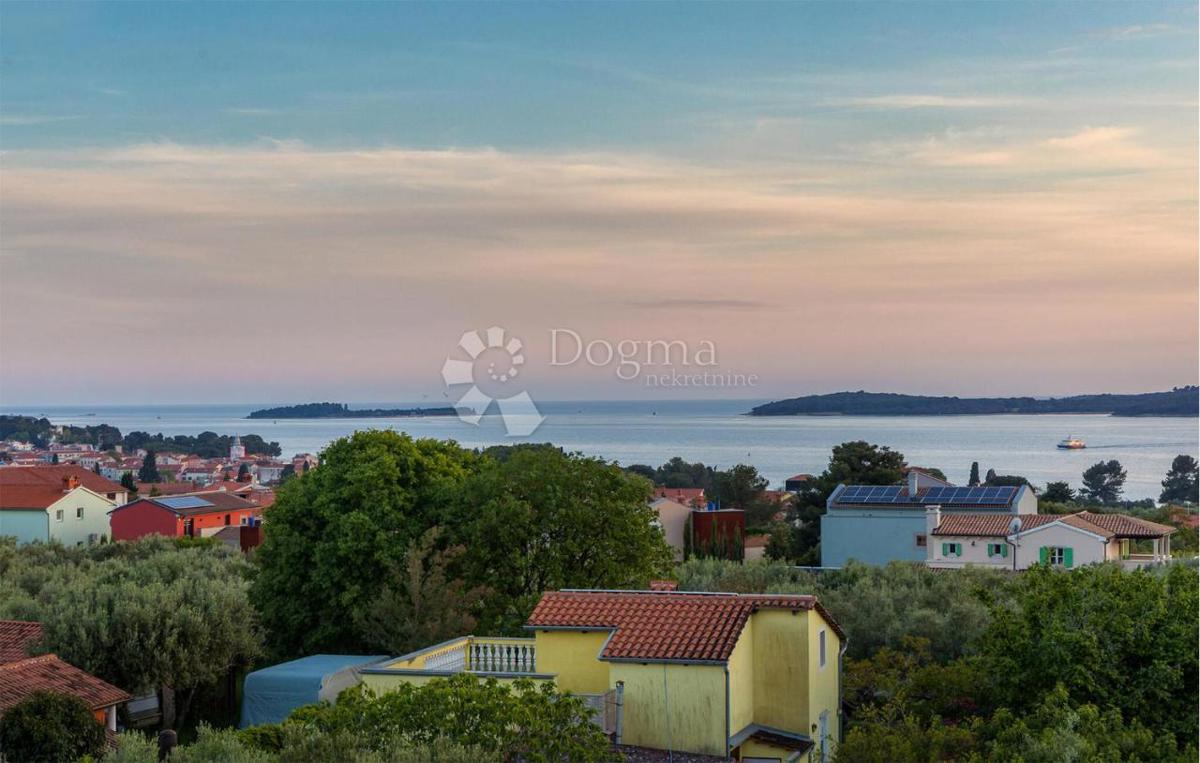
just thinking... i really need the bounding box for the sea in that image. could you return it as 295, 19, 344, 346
4, 401, 1197, 501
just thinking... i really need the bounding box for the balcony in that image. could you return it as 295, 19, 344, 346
372, 636, 544, 677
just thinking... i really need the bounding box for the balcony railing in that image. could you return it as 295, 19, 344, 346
389, 636, 539, 675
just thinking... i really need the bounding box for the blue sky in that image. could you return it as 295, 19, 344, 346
1, 2, 1196, 404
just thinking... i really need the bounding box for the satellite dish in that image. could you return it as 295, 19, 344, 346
1009, 517, 1023, 534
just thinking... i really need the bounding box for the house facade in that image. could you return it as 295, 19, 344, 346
928, 510, 1175, 570
361, 589, 844, 761
109, 492, 262, 541
821, 471, 1036, 567
0, 468, 122, 546
650, 497, 691, 561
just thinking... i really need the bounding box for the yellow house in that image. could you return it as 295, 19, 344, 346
361, 588, 845, 762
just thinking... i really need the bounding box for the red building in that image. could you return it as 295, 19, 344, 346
109, 492, 261, 541
690, 508, 746, 560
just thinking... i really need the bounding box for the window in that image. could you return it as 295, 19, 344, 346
915, 533, 927, 547
941, 542, 962, 557
76, 507, 84, 520
55, 509, 64, 521
987, 542, 1007, 558
1042, 546, 1073, 567
818, 628, 827, 669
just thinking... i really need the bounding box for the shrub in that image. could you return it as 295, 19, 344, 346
0, 691, 107, 763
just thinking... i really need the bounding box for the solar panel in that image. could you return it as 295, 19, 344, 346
834, 483, 1019, 507
156, 496, 213, 510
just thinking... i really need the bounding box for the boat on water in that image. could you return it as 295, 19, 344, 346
1057, 436, 1086, 450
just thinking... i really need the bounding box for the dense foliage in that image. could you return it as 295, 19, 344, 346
254, 432, 672, 655
104, 725, 492, 763
677, 558, 1199, 760
246, 675, 615, 762
0, 690, 107, 763
0, 537, 262, 729
1080, 459, 1128, 503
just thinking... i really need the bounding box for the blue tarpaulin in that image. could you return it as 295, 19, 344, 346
240, 654, 388, 728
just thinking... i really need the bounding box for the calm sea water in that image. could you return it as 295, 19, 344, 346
4, 401, 1196, 501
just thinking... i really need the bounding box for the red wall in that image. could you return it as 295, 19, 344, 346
110, 500, 178, 541
110, 499, 261, 541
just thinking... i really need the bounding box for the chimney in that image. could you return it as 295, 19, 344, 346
908, 469, 920, 495
62, 475, 80, 491
925, 505, 942, 539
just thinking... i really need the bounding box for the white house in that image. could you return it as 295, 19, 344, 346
822, 471, 1037, 567
0, 467, 122, 546
927, 509, 1175, 570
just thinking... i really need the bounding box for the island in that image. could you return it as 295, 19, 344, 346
246, 402, 459, 419
748, 387, 1199, 417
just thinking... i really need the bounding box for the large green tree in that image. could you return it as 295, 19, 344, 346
976, 563, 1197, 741
1080, 459, 1127, 503
453, 446, 673, 633
1160, 454, 1199, 505
252, 430, 477, 657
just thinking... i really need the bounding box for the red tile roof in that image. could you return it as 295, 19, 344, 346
0, 466, 125, 505
653, 487, 706, 506
526, 590, 843, 663
933, 511, 1175, 539
0, 485, 72, 510
0, 655, 131, 713
1072, 511, 1174, 538
933, 514, 1059, 537
0, 621, 43, 665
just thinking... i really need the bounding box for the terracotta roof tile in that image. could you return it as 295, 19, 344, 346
1073, 511, 1175, 538
525, 590, 842, 663
0, 655, 131, 713
0, 466, 125, 504
0, 621, 43, 665
933, 514, 1058, 536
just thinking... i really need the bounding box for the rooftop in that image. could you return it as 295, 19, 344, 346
0, 620, 43, 665
831, 484, 1020, 510
0, 465, 124, 509
526, 589, 843, 663
933, 511, 1175, 539
0, 654, 131, 713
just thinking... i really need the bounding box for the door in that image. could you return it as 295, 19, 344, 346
819, 710, 829, 761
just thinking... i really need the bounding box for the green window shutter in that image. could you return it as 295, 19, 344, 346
1064, 547, 1073, 568
1001, 543, 1009, 558
941, 542, 949, 556
1039, 546, 1048, 564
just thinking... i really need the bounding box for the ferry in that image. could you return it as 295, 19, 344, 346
1057, 436, 1086, 450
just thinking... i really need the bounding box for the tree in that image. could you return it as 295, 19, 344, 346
137, 451, 161, 483
237, 462, 251, 482
1160, 455, 1199, 505
1042, 481, 1075, 503
252, 431, 478, 657
0, 537, 263, 731
968, 461, 980, 487
249, 675, 615, 762
0, 691, 107, 762
984, 468, 997, 483
976, 564, 1198, 741
355, 527, 488, 656
120, 471, 138, 497
453, 446, 673, 633
709, 463, 768, 509
1080, 460, 1126, 503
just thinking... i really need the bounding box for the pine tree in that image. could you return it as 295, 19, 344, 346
968, 461, 980, 486
137, 451, 161, 483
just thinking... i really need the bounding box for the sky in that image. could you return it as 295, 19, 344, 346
1, 1, 1196, 405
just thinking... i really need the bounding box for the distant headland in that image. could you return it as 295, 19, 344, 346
748, 387, 1199, 417
246, 402, 458, 419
